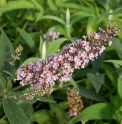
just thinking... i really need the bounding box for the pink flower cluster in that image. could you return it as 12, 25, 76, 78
15, 22, 119, 93
43, 28, 60, 41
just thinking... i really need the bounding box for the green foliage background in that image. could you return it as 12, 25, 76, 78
0, 0, 122, 124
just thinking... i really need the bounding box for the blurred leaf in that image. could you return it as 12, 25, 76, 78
102, 63, 117, 86
71, 14, 93, 25
49, 103, 70, 123
0, 0, 6, 7
92, 52, 105, 73
39, 37, 43, 57
114, 64, 122, 79
87, 73, 105, 93
61, 3, 87, 10
3, 98, 30, 124
79, 86, 106, 101
20, 102, 34, 118
30, 110, 51, 124
68, 78, 78, 88
55, 0, 63, 7
117, 78, 122, 105
30, 0, 44, 22
41, 41, 46, 58
0, 29, 14, 88
47, 38, 68, 55
0, 120, 8, 124
0, 0, 40, 14
35, 95, 56, 103
105, 60, 122, 66
87, 16, 98, 32
111, 37, 122, 53
47, 0, 57, 11
41, 15, 66, 25
68, 103, 116, 124
22, 57, 40, 65
17, 28, 36, 50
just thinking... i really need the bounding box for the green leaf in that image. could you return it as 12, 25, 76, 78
61, 3, 87, 10
41, 15, 66, 25
105, 60, 122, 66
92, 52, 105, 73
117, 78, 122, 104
68, 103, 116, 124
55, 0, 63, 7
17, 28, 36, 50
79, 86, 106, 101
35, 95, 56, 103
30, 110, 51, 124
49, 103, 70, 123
87, 16, 98, 32
47, 0, 57, 11
102, 63, 117, 86
0, 0, 40, 14
22, 57, 40, 65
87, 73, 104, 93
20, 102, 33, 118
0, 29, 14, 87
47, 38, 68, 55
68, 78, 78, 88
3, 98, 30, 124
71, 14, 93, 25
111, 37, 122, 53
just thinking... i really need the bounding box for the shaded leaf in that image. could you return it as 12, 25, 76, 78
87, 73, 104, 93
3, 98, 30, 124
79, 86, 106, 101
35, 95, 56, 103
111, 37, 122, 53
0, 29, 14, 87
17, 28, 36, 50
92, 52, 105, 73
30, 110, 51, 124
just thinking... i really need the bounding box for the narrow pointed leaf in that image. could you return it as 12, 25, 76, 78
35, 95, 56, 103
0, 1, 40, 14
17, 27, 36, 50
105, 60, 122, 66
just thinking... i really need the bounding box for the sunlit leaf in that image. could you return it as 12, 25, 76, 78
0, 0, 41, 14
105, 60, 122, 66
47, 38, 68, 55
68, 103, 116, 124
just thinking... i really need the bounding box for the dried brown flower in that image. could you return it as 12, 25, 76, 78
67, 88, 84, 116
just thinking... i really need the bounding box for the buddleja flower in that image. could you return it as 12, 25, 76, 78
43, 28, 60, 41
15, 22, 119, 99
67, 88, 84, 116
